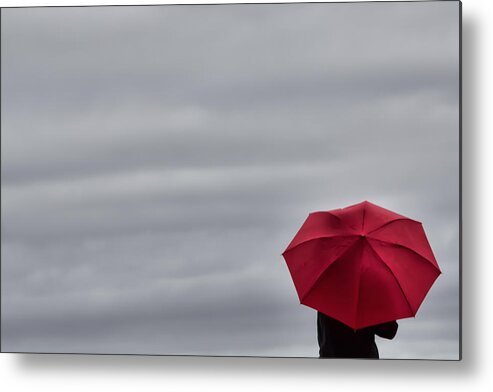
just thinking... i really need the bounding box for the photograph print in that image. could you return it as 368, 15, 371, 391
0, 0, 461, 360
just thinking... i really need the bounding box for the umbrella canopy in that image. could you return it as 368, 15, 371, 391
282, 201, 441, 330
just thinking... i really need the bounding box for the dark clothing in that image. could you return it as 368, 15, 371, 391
317, 312, 398, 359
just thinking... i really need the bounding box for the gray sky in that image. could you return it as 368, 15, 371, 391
1, 1, 460, 359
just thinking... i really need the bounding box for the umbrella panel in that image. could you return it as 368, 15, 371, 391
301, 237, 415, 329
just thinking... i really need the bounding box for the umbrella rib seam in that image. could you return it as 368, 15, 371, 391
284, 234, 357, 254
367, 237, 441, 274
366, 218, 422, 236
353, 243, 364, 329
325, 210, 361, 232
299, 238, 361, 303
366, 241, 415, 316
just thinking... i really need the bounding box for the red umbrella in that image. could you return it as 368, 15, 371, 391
282, 200, 441, 330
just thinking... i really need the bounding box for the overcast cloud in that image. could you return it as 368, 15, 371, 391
1, 1, 459, 359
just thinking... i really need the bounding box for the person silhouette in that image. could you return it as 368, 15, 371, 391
317, 311, 398, 359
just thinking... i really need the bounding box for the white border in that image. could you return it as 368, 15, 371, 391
1, 0, 491, 391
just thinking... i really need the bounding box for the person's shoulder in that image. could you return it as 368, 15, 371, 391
373, 320, 398, 339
